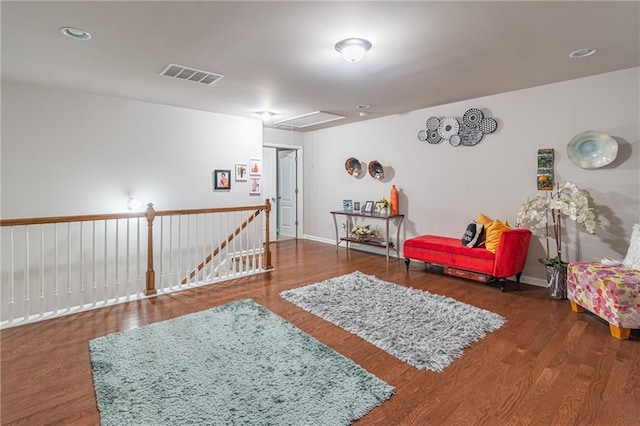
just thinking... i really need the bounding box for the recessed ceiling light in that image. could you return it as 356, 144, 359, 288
60, 26, 92, 40
569, 48, 596, 59
335, 38, 372, 63
359, 111, 369, 117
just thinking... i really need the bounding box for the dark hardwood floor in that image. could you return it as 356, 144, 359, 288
2, 240, 638, 425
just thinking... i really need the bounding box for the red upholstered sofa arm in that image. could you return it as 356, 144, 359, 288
492, 229, 532, 278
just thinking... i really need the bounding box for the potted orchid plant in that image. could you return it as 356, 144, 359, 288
516, 182, 596, 298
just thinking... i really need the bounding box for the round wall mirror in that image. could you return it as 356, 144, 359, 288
368, 160, 384, 179
345, 157, 362, 177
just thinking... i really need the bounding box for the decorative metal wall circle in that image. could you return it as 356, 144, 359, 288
417, 108, 497, 147
437, 117, 460, 139
426, 116, 440, 130
463, 108, 483, 127
426, 129, 442, 144
479, 117, 497, 134
459, 125, 483, 146
449, 134, 462, 147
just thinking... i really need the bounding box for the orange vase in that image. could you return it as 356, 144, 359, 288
390, 185, 399, 215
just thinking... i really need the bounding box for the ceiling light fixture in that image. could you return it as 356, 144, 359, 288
569, 48, 597, 59
257, 111, 276, 122
335, 38, 372, 63
60, 26, 92, 40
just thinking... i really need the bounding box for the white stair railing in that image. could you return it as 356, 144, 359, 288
0, 201, 272, 328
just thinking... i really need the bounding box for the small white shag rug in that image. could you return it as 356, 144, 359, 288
280, 271, 505, 372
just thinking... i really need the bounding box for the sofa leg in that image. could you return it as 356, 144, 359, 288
570, 300, 585, 313
609, 324, 631, 340
404, 258, 410, 270
499, 278, 506, 292
515, 272, 522, 290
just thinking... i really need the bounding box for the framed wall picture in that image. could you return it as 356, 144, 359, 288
235, 163, 248, 181
249, 177, 261, 194
537, 148, 554, 191
250, 159, 262, 176
213, 169, 231, 190
363, 200, 375, 213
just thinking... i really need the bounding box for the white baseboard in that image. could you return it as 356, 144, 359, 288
302, 234, 548, 288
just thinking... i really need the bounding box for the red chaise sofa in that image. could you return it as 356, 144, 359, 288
404, 229, 532, 291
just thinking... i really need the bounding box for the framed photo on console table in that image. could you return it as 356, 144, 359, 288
363, 200, 375, 214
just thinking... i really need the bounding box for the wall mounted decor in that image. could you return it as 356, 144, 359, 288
345, 157, 363, 177
235, 163, 248, 181
368, 160, 384, 179
250, 159, 261, 176
567, 130, 618, 169
537, 149, 554, 191
214, 169, 231, 190
249, 177, 261, 194
418, 108, 498, 147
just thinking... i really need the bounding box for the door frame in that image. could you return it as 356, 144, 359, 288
263, 143, 303, 239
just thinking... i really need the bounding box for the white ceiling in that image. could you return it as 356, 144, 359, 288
2, 1, 639, 131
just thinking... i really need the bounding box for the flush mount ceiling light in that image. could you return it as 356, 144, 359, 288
256, 111, 276, 122
569, 48, 597, 59
335, 38, 372, 63
60, 26, 92, 40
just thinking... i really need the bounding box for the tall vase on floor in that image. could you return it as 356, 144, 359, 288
546, 265, 567, 300
390, 185, 399, 215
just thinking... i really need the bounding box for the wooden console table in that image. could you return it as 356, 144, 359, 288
330, 210, 405, 261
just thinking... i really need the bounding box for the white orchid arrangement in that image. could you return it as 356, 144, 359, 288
516, 182, 596, 270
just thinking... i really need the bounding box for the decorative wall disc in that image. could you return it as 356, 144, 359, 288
459, 125, 483, 146
479, 117, 497, 134
426, 129, 442, 144
426, 116, 440, 131
437, 117, 460, 140
463, 108, 483, 127
418, 130, 428, 141
449, 134, 461, 147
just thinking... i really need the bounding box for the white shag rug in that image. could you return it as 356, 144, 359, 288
280, 271, 505, 372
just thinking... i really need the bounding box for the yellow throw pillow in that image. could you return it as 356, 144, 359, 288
476, 213, 493, 226
485, 219, 511, 253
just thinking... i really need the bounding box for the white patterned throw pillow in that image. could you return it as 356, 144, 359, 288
622, 223, 640, 270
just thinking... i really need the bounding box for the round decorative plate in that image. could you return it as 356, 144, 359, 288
426, 116, 440, 130
567, 130, 618, 169
437, 117, 460, 140
417, 130, 428, 141
459, 125, 483, 146
449, 134, 461, 147
368, 160, 384, 179
479, 117, 497, 134
463, 108, 483, 127
344, 157, 362, 176
426, 129, 442, 144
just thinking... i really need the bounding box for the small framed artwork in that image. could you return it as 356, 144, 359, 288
537, 148, 554, 191
363, 200, 375, 213
249, 177, 261, 194
213, 169, 231, 190
235, 163, 248, 181
354, 201, 361, 211
250, 159, 262, 176
342, 199, 353, 211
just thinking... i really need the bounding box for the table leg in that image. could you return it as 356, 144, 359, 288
331, 213, 339, 251
395, 216, 404, 259
385, 218, 390, 261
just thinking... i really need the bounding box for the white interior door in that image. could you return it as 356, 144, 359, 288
262, 147, 277, 242
278, 149, 297, 238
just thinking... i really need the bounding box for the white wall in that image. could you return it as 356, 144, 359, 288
303, 68, 640, 284
1, 82, 263, 217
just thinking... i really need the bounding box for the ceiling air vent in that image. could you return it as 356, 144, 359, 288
274, 111, 346, 128
160, 63, 224, 85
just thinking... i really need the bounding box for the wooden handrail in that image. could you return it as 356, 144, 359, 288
1, 201, 273, 296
